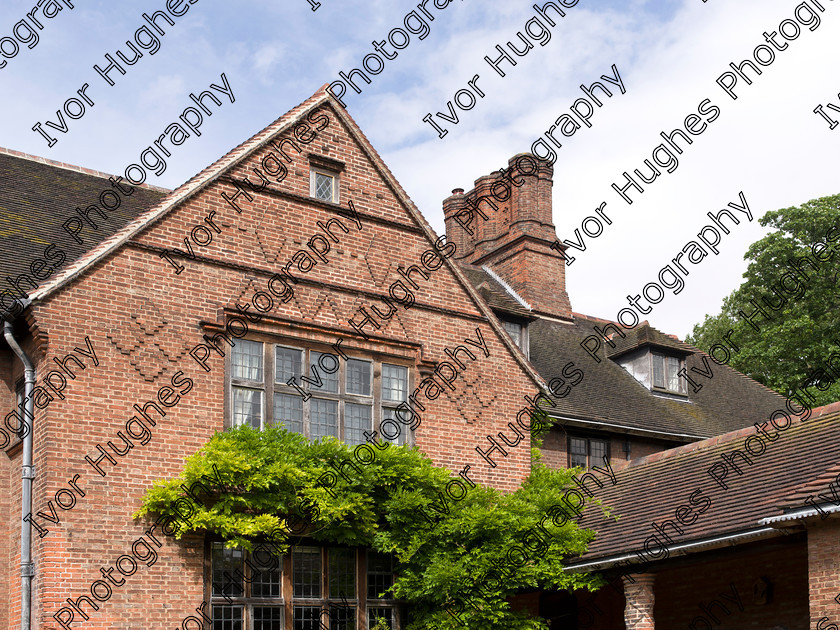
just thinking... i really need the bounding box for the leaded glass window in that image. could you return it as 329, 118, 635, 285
229, 341, 408, 446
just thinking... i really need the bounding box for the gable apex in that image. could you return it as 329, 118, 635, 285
24, 83, 548, 397
29, 85, 337, 304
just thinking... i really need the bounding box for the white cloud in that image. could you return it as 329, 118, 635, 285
253, 43, 284, 80
0, 0, 837, 339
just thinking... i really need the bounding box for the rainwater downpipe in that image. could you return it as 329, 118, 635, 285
5, 321, 35, 630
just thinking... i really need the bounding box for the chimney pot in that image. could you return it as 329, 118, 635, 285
452, 188, 464, 195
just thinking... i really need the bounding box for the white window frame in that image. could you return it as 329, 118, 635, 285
311, 168, 339, 204
380, 364, 410, 446
230, 339, 267, 430
650, 352, 686, 395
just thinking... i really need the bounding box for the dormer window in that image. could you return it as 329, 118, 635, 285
652, 352, 684, 394
617, 347, 687, 396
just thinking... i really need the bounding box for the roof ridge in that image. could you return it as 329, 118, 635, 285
0, 146, 170, 193
481, 264, 532, 311
812, 400, 840, 418
571, 311, 617, 325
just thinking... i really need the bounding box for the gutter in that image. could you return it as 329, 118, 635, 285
563, 526, 779, 573
547, 412, 708, 442
4, 320, 35, 630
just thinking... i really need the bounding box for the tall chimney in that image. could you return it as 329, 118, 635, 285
443, 153, 572, 320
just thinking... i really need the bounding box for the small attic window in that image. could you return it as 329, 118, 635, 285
308, 154, 344, 204
504, 321, 522, 346
502, 320, 528, 357
312, 169, 338, 203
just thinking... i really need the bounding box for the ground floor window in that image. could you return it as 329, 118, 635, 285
568, 435, 610, 469
210, 541, 404, 629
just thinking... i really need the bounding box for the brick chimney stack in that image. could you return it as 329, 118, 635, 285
443, 153, 572, 320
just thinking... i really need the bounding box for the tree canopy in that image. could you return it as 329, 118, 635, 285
136, 425, 608, 630
687, 193, 840, 405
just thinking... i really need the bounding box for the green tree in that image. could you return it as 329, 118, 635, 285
136, 425, 608, 630
687, 193, 840, 406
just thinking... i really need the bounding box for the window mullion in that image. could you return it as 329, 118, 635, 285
339, 359, 345, 442
265, 342, 275, 430
303, 350, 311, 439
360, 549, 368, 630
283, 553, 293, 629
649, 352, 654, 388
322, 547, 329, 618
374, 362, 381, 442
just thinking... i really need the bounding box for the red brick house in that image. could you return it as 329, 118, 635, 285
0, 87, 543, 630
0, 86, 836, 630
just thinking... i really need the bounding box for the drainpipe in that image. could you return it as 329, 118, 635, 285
5, 321, 35, 630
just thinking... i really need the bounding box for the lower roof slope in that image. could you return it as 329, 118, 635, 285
570, 408, 840, 565
0, 148, 168, 288
459, 266, 787, 439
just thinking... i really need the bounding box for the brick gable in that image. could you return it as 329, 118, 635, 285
2, 89, 544, 629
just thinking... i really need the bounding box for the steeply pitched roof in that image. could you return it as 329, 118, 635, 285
27, 88, 336, 302
20, 86, 546, 394
0, 148, 167, 285
569, 409, 840, 567
460, 267, 786, 439
458, 264, 534, 319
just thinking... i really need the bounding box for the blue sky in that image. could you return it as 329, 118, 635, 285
1, 0, 838, 337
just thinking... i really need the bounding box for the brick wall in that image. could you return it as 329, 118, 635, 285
0, 99, 544, 629
624, 574, 655, 630
2, 336, 37, 630
0, 351, 16, 630
540, 426, 683, 470
808, 519, 840, 626
653, 536, 809, 630
561, 536, 809, 630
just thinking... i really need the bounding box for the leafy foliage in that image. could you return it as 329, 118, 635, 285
687, 194, 840, 405
136, 425, 605, 630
